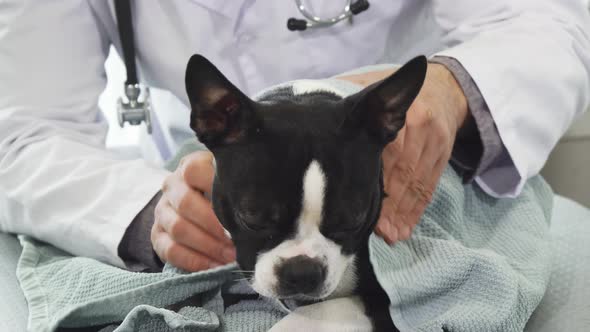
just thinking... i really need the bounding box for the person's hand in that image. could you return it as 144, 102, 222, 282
151, 151, 236, 271
337, 63, 468, 244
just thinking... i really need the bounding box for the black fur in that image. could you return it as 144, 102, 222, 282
185, 54, 426, 331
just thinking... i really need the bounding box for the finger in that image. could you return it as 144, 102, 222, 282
408, 151, 449, 224
157, 200, 236, 263
397, 223, 412, 241
384, 109, 427, 208
376, 196, 399, 244
157, 196, 233, 249
418, 128, 452, 208
393, 161, 425, 217
409, 104, 453, 210
378, 129, 406, 245
395, 123, 440, 220
153, 231, 223, 272
384, 106, 438, 242
163, 177, 230, 244
179, 151, 215, 194
402, 141, 446, 230
381, 128, 405, 178
378, 130, 406, 245
151, 216, 165, 258
335, 69, 396, 87
374, 219, 386, 238
379, 104, 433, 244
375, 218, 399, 245
381, 130, 424, 238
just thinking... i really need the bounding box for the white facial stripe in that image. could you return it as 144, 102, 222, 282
252, 160, 357, 299
299, 160, 326, 235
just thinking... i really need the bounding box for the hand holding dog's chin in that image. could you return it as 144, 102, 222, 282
151, 151, 236, 271
340, 64, 469, 244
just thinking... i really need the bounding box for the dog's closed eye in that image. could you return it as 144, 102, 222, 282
326, 223, 365, 240
234, 203, 286, 231
234, 209, 266, 231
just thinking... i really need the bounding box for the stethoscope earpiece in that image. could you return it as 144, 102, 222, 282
287, 18, 309, 31
287, 0, 370, 32
350, 0, 370, 14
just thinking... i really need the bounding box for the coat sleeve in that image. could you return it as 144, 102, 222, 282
432, 0, 590, 197
0, 1, 168, 267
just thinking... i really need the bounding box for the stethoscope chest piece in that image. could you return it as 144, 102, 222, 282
117, 83, 153, 134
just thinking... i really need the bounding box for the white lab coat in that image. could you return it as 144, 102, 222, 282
1, 0, 589, 267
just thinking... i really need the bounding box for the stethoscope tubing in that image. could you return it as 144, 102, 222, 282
295, 0, 353, 26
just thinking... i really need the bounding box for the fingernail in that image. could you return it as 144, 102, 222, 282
376, 218, 385, 231
223, 228, 232, 239
378, 217, 390, 229
399, 225, 410, 240
389, 226, 399, 244
378, 218, 393, 244
222, 247, 236, 262
374, 223, 382, 234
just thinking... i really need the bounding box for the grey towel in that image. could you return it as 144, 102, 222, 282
16, 78, 553, 332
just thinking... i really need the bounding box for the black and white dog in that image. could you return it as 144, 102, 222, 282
185, 55, 427, 331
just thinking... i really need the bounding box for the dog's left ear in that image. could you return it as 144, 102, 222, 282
185, 54, 257, 148
342, 56, 427, 145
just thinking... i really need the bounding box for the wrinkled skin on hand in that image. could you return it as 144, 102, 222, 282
337, 63, 468, 244
152, 151, 236, 271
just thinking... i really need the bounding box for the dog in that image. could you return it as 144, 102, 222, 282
184, 54, 427, 331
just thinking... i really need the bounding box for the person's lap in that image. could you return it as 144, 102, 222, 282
1, 195, 588, 331
0, 232, 28, 332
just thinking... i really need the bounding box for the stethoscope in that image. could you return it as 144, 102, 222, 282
287, 0, 370, 31
115, 0, 371, 139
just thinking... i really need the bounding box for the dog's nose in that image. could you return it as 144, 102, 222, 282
276, 255, 326, 296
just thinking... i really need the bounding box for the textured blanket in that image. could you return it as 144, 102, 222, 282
16, 77, 553, 332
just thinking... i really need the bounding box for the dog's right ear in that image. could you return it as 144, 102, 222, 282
185, 55, 257, 148
341, 56, 427, 145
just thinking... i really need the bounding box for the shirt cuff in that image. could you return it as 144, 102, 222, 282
118, 191, 164, 272
429, 55, 508, 183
